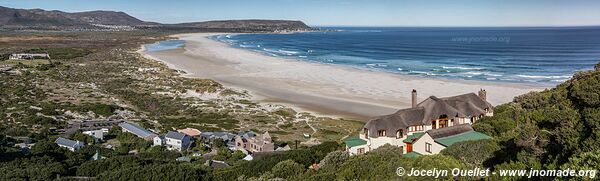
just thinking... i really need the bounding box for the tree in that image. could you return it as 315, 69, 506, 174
232, 150, 246, 160
212, 138, 226, 148
30, 140, 65, 158
271, 159, 305, 179
71, 130, 95, 144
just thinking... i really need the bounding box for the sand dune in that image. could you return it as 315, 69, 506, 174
141, 33, 545, 120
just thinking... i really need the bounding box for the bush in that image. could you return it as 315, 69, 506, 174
441, 139, 500, 168
271, 159, 305, 179
318, 150, 349, 171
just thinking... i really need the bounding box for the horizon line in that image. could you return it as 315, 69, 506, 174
3, 5, 600, 28
310, 25, 600, 28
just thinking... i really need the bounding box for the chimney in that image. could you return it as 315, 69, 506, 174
478, 89, 487, 101
411, 89, 417, 108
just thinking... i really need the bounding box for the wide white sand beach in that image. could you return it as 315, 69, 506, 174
141, 33, 545, 119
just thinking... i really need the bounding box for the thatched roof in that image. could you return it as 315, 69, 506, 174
426, 124, 473, 139
439, 93, 492, 117
363, 93, 491, 138
364, 107, 425, 137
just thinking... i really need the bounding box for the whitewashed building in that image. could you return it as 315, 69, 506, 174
165, 131, 192, 151
83, 130, 104, 140
55, 137, 84, 152
119, 122, 157, 140
153, 135, 165, 147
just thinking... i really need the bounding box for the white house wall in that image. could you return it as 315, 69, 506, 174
347, 144, 369, 156
412, 133, 446, 155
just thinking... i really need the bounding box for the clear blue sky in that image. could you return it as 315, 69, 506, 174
2, 0, 599, 27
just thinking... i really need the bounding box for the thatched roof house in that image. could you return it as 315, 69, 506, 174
363, 91, 491, 138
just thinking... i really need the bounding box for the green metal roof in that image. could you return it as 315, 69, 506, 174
403, 132, 425, 143
404, 151, 422, 158
434, 131, 491, 147
344, 136, 367, 148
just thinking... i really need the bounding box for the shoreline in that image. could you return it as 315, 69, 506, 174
139, 33, 546, 120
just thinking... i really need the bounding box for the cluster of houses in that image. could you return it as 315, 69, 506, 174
8, 53, 50, 60
345, 89, 493, 157
54, 121, 286, 162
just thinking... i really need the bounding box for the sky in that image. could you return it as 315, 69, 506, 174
1, 0, 600, 27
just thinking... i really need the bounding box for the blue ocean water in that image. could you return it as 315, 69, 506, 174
211, 27, 600, 85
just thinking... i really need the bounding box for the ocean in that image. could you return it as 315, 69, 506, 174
210, 27, 600, 85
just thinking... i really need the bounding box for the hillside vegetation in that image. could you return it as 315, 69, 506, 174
471, 64, 600, 176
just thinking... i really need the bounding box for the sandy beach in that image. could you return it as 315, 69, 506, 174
141, 33, 545, 119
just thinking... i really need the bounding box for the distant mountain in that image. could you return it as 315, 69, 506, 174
171, 20, 312, 31
0, 6, 312, 32
0, 6, 151, 29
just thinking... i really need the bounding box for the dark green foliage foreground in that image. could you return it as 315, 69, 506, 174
470, 69, 600, 178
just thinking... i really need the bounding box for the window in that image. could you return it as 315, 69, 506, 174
408, 126, 423, 132
425, 143, 432, 153
363, 128, 369, 137
357, 148, 365, 154
396, 129, 403, 139
377, 130, 386, 137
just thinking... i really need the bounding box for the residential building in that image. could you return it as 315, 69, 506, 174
234, 131, 275, 153
275, 144, 291, 151
153, 135, 165, 147
345, 89, 493, 155
83, 130, 104, 140
178, 128, 202, 137
165, 131, 192, 151
9, 53, 50, 60
118, 122, 157, 140
55, 137, 84, 152
411, 124, 491, 155
199, 132, 237, 147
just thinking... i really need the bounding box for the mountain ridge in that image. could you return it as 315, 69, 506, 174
0, 6, 312, 31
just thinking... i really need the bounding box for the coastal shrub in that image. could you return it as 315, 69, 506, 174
441, 139, 500, 168
96, 163, 209, 181
271, 159, 305, 179
70, 130, 96, 144
272, 108, 297, 118
569, 72, 600, 107
213, 142, 339, 180
68, 103, 121, 117
0, 156, 67, 180
0, 53, 9, 61
560, 149, 600, 180
318, 150, 349, 171
25, 48, 92, 60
